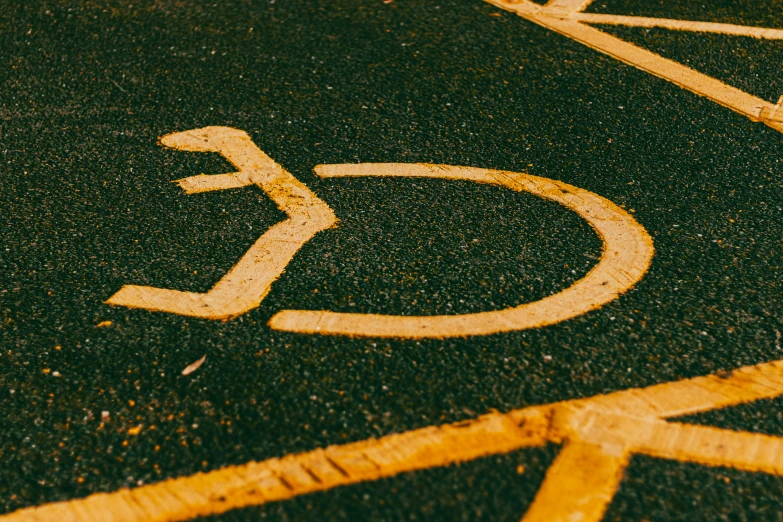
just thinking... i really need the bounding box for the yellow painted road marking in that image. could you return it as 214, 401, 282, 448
269, 163, 653, 338
107, 130, 653, 337
760, 95, 783, 124
487, 0, 783, 133
68, 4, 783, 519
520, 440, 629, 522
7, 359, 783, 522
574, 13, 783, 40
105, 126, 337, 320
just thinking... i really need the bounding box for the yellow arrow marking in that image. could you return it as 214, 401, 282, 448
7, 359, 783, 522
105, 126, 337, 320
269, 162, 654, 338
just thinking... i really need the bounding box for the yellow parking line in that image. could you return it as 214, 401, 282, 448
487, 0, 783, 132
2, 407, 552, 522
521, 440, 629, 522
7, 359, 783, 522
575, 13, 783, 39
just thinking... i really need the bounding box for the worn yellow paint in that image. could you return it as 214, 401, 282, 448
486, 0, 783, 134
269, 163, 654, 338
105, 126, 337, 319
521, 440, 629, 522
8, 359, 783, 522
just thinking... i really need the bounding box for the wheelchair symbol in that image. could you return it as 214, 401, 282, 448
106, 126, 653, 338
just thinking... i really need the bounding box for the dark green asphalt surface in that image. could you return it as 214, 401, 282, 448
2, 0, 783, 520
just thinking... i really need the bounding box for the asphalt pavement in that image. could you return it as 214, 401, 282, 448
2, 0, 783, 520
